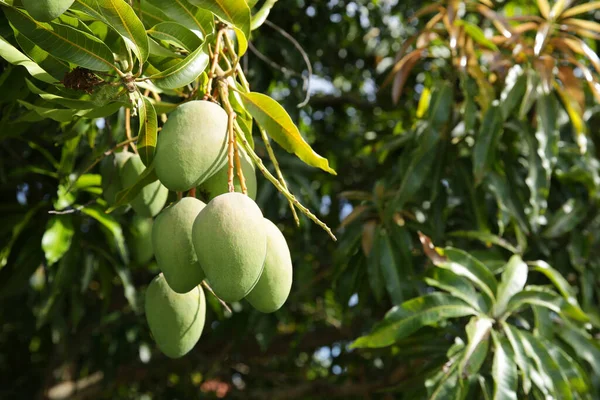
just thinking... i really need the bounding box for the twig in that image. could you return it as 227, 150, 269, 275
222, 83, 237, 193
233, 138, 247, 195
188, 187, 196, 197
124, 108, 137, 154
257, 125, 299, 225
201, 281, 232, 314
206, 29, 226, 99
264, 20, 312, 107
48, 200, 96, 215
235, 124, 336, 241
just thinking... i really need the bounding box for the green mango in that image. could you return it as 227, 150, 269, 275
192, 193, 266, 302
199, 146, 257, 201
120, 154, 168, 217
145, 274, 205, 359
130, 215, 154, 265
154, 100, 228, 191
152, 197, 206, 293
22, 0, 75, 22
246, 219, 293, 313
100, 151, 133, 213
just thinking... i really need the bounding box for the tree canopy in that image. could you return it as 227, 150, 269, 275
1, 0, 600, 399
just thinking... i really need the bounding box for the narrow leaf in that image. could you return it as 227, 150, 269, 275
0, 36, 56, 83
3, 6, 116, 71
188, 0, 251, 39
149, 40, 209, 89
473, 104, 503, 184
81, 205, 129, 264
494, 255, 528, 317
491, 332, 518, 400
41, 216, 74, 266
147, 21, 202, 52
107, 164, 159, 212
137, 97, 158, 166
241, 92, 336, 174
146, 0, 214, 38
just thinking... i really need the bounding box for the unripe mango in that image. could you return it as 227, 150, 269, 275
120, 154, 168, 217
154, 101, 228, 191
153, 197, 206, 293
192, 193, 266, 302
23, 0, 74, 22
145, 274, 205, 359
100, 151, 133, 210
130, 216, 154, 265
246, 219, 293, 313
199, 147, 257, 201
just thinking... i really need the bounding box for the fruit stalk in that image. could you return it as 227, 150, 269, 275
201, 281, 232, 314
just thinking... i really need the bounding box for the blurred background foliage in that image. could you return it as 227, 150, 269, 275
1, 0, 600, 399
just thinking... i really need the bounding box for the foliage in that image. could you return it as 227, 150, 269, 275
1, 0, 600, 399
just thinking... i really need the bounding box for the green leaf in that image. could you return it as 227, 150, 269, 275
491, 331, 518, 400
241, 92, 336, 175
137, 96, 157, 166
149, 40, 209, 89
435, 248, 498, 308
14, 31, 70, 81
505, 287, 588, 322
146, 0, 214, 38
147, 21, 202, 52
107, 164, 158, 212
518, 330, 573, 400
81, 205, 129, 264
424, 268, 485, 312
541, 199, 587, 238
138, 0, 169, 28
365, 224, 385, 304
188, 0, 251, 39
473, 104, 503, 184
558, 326, 600, 376
0, 35, 56, 83
544, 338, 590, 395
455, 20, 498, 51
351, 293, 477, 349
485, 171, 531, 235
449, 230, 520, 254
502, 323, 532, 394
3, 6, 117, 72
71, 0, 149, 66
459, 316, 493, 377
494, 255, 528, 317
41, 216, 75, 266
379, 229, 404, 305
500, 66, 527, 119
527, 260, 577, 303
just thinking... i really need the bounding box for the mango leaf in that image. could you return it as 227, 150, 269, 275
137, 96, 157, 166
138, 0, 169, 28
41, 216, 75, 266
365, 223, 384, 304
0, 36, 56, 83
232, 25, 248, 56
188, 0, 251, 39
505, 287, 588, 322
81, 205, 129, 264
518, 330, 573, 400
14, 31, 70, 81
473, 104, 503, 184
527, 260, 577, 302
541, 199, 587, 239
434, 248, 498, 309
459, 316, 493, 377
502, 323, 532, 394
351, 293, 478, 348
494, 255, 528, 317
455, 20, 498, 50
491, 332, 518, 400
147, 21, 202, 52
146, 0, 214, 39
544, 338, 590, 395
149, 40, 209, 89
557, 326, 600, 376
71, 0, 149, 66
449, 230, 519, 254
241, 92, 336, 175
485, 171, 531, 235
3, 6, 117, 72
107, 164, 158, 212
425, 268, 485, 312
500, 65, 526, 119
378, 229, 404, 305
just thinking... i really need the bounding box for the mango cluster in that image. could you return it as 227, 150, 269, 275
101, 101, 292, 359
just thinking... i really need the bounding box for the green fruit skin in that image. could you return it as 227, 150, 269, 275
153, 197, 206, 293
145, 274, 206, 359
192, 193, 267, 302
101, 151, 133, 205
199, 147, 257, 201
131, 216, 154, 265
120, 154, 168, 217
23, 0, 75, 21
154, 101, 228, 192
245, 219, 293, 313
